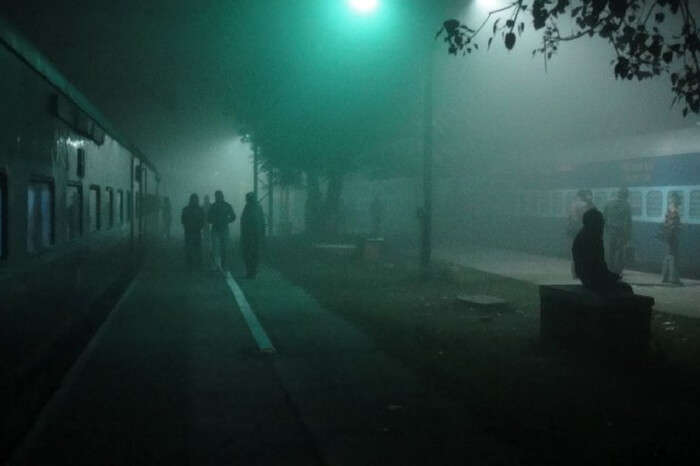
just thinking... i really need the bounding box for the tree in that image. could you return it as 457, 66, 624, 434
437, 0, 700, 116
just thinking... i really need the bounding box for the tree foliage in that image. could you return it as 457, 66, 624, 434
437, 0, 700, 116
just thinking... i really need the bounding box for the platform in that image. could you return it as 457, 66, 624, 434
432, 246, 700, 319
8, 240, 508, 466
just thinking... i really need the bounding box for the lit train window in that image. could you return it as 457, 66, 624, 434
27, 179, 54, 254
65, 184, 82, 240
629, 190, 642, 217
0, 173, 6, 259
526, 191, 536, 215
646, 190, 663, 217
667, 190, 685, 217
565, 191, 576, 213
88, 186, 100, 232
690, 191, 700, 218
593, 191, 608, 209
106, 187, 114, 228
552, 191, 564, 216
118, 190, 124, 224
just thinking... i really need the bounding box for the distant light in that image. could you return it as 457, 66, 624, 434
348, 0, 379, 15
477, 0, 503, 10
63, 137, 85, 148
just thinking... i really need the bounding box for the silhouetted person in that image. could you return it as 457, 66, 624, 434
208, 190, 236, 270
567, 189, 594, 278
162, 197, 172, 239
370, 195, 385, 238
240, 192, 266, 278
181, 193, 205, 269
572, 208, 632, 294
603, 187, 632, 274
202, 194, 213, 267
660, 192, 683, 285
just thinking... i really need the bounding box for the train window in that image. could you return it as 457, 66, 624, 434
76, 148, 86, 178
526, 191, 536, 215
127, 190, 132, 221
593, 191, 608, 209
0, 173, 6, 259
690, 191, 700, 218
88, 186, 100, 232
565, 191, 576, 214
27, 179, 54, 254
629, 190, 642, 217
535, 191, 551, 215
646, 190, 663, 217
552, 192, 564, 216
667, 190, 685, 217
106, 187, 114, 228
118, 190, 124, 224
65, 184, 82, 240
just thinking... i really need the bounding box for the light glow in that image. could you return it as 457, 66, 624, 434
348, 0, 379, 15
477, 0, 503, 10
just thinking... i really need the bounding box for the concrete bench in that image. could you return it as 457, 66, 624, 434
539, 285, 654, 360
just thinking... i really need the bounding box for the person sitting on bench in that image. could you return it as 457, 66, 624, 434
572, 208, 633, 295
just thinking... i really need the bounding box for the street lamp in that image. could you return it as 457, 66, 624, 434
348, 0, 379, 15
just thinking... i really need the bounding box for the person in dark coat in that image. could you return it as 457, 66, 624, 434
181, 193, 205, 269
603, 187, 632, 274
660, 192, 683, 285
208, 190, 236, 270
240, 192, 266, 278
162, 197, 172, 239
567, 189, 594, 278
572, 208, 632, 294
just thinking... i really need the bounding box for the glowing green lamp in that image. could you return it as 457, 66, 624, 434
348, 0, 379, 15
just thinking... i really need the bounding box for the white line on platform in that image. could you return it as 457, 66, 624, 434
223, 270, 276, 354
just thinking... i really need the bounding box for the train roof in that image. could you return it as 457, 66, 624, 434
0, 15, 159, 175
519, 152, 700, 189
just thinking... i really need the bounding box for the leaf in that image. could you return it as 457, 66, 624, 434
656, 12, 665, 23
493, 18, 500, 34
488, 37, 493, 49
506, 19, 514, 28
663, 51, 673, 64
505, 32, 516, 50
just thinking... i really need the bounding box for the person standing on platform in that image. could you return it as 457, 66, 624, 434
567, 189, 594, 278
240, 192, 266, 278
603, 187, 632, 275
202, 194, 212, 266
208, 190, 236, 271
660, 192, 683, 285
181, 194, 205, 269
162, 197, 172, 239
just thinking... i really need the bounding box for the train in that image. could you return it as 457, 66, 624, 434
458, 152, 700, 278
0, 17, 162, 456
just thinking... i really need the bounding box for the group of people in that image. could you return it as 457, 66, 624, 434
567, 187, 683, 294
180, 190, 265, 278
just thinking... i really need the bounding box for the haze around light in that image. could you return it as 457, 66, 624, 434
348, 0, 379, 15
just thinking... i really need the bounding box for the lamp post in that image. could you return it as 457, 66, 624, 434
346, 0, 435, 271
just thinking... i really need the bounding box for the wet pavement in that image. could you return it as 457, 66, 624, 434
433, 246, 700, 318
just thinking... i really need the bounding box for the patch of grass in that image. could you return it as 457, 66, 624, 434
267, 238, 700, 465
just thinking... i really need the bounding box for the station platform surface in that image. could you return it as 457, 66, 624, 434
9, 241, 508, 466
433, 246, 700, 318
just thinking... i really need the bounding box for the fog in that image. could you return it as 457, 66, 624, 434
3, 0, 699, 245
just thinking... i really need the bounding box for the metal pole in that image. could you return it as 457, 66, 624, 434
253, 145, 259, 198
420, 45, 434, 272
267, 169, 274, 236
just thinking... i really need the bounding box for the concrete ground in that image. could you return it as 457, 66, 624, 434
9, 241, 511, 466
433, 246, 700, 318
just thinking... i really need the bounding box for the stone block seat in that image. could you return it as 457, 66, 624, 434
539, 285, 654, 361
